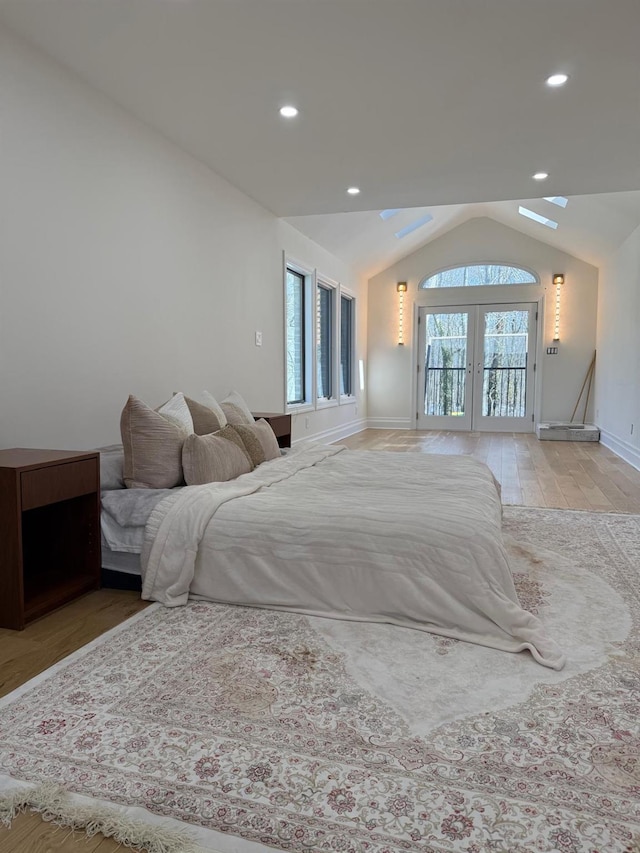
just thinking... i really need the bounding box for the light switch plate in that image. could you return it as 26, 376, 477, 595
255, 331, 263, 346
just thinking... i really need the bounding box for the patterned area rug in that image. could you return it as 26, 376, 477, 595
1, 508, 639, 853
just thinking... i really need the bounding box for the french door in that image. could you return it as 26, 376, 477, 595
417, 303, 536, 432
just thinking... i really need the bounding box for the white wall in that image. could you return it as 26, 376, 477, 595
278, 222, 367, 443
367, 217, 599, 428
0, 27, 359, 450
594, 223, 640, 469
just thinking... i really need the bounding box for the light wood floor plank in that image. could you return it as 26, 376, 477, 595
578, 458, 640, 513
0, 815, 45, 853
340, 429, 640, 511
0, 817, 108, 853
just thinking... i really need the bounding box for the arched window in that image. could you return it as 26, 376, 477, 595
419, 264, 539, 289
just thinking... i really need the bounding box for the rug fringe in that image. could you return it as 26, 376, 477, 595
0, 782, 202, 852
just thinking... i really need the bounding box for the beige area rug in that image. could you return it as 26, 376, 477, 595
1, 508, 639, 853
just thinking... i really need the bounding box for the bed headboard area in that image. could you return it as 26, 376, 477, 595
97, 389, 283, 493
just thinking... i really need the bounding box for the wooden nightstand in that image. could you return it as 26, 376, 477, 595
0, 449, 101, 630
252, 413, 292, 448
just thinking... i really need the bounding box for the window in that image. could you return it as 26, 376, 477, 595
285, 261, 356, 413
285, 266, 308, 406
316, 283, 334, 400
420, 264, 538, 289
340, 294, 354, 397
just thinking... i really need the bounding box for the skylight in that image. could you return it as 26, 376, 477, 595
518, 206, 558, 230
394, 213, 433, 239
379, 209, 401, 220
543, 196, 569, 208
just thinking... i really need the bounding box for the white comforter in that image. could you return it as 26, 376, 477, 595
141, 444, 565, 669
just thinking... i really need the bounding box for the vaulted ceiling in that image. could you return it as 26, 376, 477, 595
2, 0, 639, 273
286, 191, 640, 279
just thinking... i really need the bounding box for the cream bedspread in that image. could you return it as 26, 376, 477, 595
141, 444, 565, 669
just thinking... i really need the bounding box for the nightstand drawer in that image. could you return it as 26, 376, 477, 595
21, 459, 98, 510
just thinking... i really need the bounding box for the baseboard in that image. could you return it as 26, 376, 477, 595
366, 417, 413, 430
599, 429, 640, 472
293, 417, 368, 445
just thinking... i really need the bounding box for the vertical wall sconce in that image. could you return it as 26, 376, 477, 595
552, 274, 564, 341
397, 281, 408, 345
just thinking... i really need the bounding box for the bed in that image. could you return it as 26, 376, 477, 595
100, 441, 565, 670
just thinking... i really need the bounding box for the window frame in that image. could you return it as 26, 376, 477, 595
284, 258, 314, 413
419, 262, 540, 290
284, 259, 358, 417
339, 288, 356, 404
315, 275, 339, 409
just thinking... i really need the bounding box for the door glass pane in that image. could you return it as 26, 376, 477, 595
482, 310, 528, 417
424, 313, 468, 416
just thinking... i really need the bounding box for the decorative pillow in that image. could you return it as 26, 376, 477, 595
220, 390, 255, 426
230, 424, 265, 467
201, 391, 228, 428
232, 419, 280, 466
156, 392, 194, 433
120, 395, 191, 489
183, 395, 225, 435
182, 427, 253, 485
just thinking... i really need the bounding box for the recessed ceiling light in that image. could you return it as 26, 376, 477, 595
532, 172, 549, 181
279, 105, 298, 118
347, 187, 361, 195
546, 73, 569, 87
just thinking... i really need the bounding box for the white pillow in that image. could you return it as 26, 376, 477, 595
220, 390, 254, 426
201, 391, 228, 428
157, 392, 194, 433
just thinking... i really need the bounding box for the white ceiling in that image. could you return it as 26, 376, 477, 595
1, 0, 640, 222
285, 191, 640, 279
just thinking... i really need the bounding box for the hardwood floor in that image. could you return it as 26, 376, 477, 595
1, 430, 639, 852
339, 430, 640, 513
